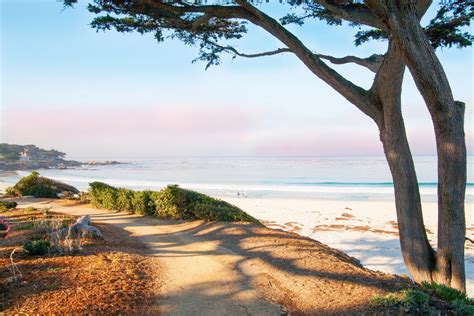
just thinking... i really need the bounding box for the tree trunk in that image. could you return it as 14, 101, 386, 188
373, 41, 435, 285
379, 113, 437, 284
372, 2, 467, 291
432, 104, 466, 291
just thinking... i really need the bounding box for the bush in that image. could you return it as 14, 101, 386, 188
4, 187, 18, 197
152, 185, 188, 219
369, 289, 429, 313
369, 287, 474, 315
87, 182, 261, 224
0, 200, 17, 212
422, 281, 473, 314
185, 189, 260, 223
23, 239, 50, 256
100, 188, 118, 210
89, 182, 118, 209
9, 172, 79, 198
421, 281, 469, 302
131, 190, 155, 215
22, 184, 58, 198
116, 189, 134, 212
451, 299, 474, 315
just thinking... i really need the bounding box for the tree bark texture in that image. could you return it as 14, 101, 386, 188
366, 0, 467, 291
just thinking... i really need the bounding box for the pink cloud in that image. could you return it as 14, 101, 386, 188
253, 130, 382, 156
2, 105, 261, 139
251, 128, 468, 157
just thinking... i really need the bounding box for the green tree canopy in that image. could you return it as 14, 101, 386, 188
63, 0, 472, 68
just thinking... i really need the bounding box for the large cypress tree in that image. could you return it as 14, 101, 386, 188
64, 0, 473, 291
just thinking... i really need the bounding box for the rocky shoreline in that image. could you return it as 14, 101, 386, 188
0, 144, 125, 171
0, 160, 124, 171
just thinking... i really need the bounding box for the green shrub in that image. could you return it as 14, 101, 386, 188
9, 172, 79, 198
4, 187, 18, 197
131, 190, 155, 215
369, 289, 429, 313
87, 182, 261, 224
89, 182, 118, 209
88, 181, 107, 206
451, 299, 474, 315
152, 185, 188, 219
0, 200, 17, 212
116, 188, 134, 212
14, 171, 41, 194
422, 281, 473, 315
100, 188, 118, 210
421, 281, 469, 302
23, 239, 50, 256
22, 184, 58, 198
184, 189, 260, 223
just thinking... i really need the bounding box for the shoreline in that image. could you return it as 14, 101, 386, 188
1, 178, 473, 297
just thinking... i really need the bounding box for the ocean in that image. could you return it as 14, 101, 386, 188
2, 156, 473, 297
1, 156, 473, 202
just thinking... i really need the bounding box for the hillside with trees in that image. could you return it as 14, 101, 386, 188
0, 144, 121, 170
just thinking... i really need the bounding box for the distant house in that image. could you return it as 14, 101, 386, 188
19, 149, 30, 162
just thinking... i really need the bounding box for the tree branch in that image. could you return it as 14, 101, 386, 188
208, 41, 292, 58
370, 39, 406, 127
416, 0, 433, 18
312, 0, 430, 31
127, 0, 381, 120
315, 53, 384, 73
312, 0, 386, 30
233, 0, 381, 121
141, 0, 253, 20
192, 14, 211, 30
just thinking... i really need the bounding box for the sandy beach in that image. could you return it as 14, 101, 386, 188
219, 197, 474, 298
1, 180, 473, 297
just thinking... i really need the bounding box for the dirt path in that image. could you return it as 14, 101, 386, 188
20, 199, 282, 315
15, 199, 412, 314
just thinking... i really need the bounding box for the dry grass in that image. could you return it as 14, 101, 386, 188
0, 208, 160, 314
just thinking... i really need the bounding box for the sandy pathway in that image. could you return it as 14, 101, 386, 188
19, 199, 282, 315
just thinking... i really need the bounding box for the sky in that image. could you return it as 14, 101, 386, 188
0, 0, 472, 160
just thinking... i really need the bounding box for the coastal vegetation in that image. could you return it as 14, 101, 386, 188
2, 0, 473, 313
0, 144, 65, 162
0, 143, 80, 170
0, 201, 17, 212
88, 181, 261, 224
0, 143, 123, 170
422, 281, 474, 314
5, 172, 79, 198
0, 206, 158, 313
0, 196, 470, 313
63, 0, 473, 291
369, 286, 474, 315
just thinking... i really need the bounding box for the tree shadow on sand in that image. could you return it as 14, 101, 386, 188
63, 209, 415, 314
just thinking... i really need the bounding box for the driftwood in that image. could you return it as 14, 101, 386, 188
50, 215, 102, 252
5, 247, 23, 284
